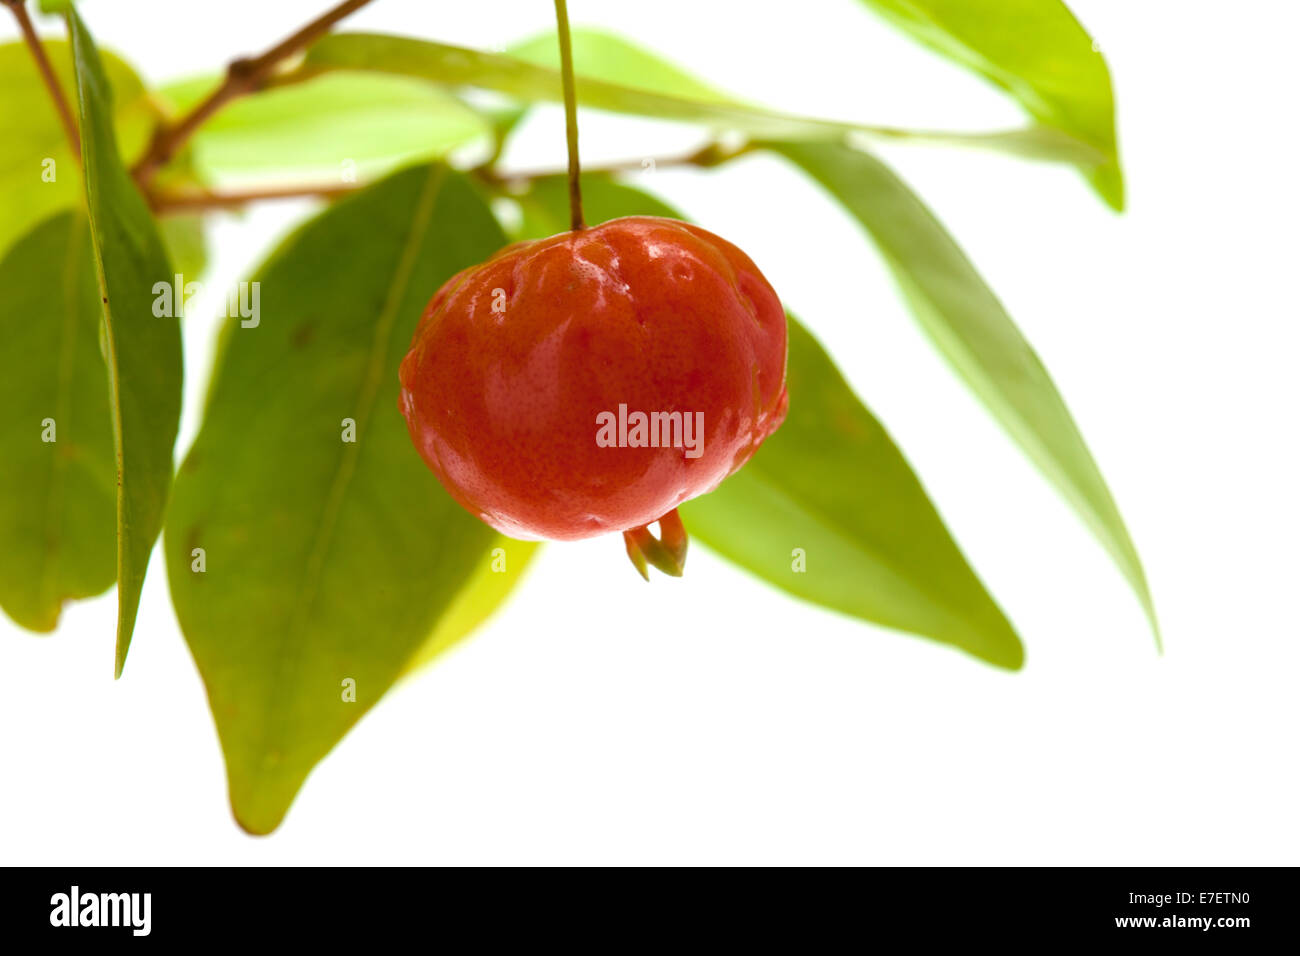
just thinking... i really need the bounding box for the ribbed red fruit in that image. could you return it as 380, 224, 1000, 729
398, 216, 788, 544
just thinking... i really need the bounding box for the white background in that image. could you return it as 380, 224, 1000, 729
2, 0, 1297, 865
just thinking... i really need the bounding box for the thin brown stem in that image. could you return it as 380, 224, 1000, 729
148, 182, 363, 214
145, 140, 752, 215
131, 0, 373, 186
4, 0, 81, 157
553, 0, 584, 230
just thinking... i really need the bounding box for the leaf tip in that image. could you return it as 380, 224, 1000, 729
228, 766, 299, 837
1089, 161, 1126, 212
114, 608, 136, 678
972, 625, 1025, 672
232, 810, 282, 838
1145, 601, 1163, 655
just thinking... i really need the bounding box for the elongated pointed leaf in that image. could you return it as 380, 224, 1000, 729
0, 211, 116, 631
165, 164, 527, 834
772, 141, 1156, 643
686, 318, 1023, 667
509, 174, 1022, 667
67, 10, 183, 676
298, 32, 1102, 167
855, 0, 1123, 208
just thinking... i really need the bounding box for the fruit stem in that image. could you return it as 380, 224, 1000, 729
552, 0, 585, 231
623, 510, 689, 580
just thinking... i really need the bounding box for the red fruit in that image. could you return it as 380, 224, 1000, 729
398, 216, 788, 563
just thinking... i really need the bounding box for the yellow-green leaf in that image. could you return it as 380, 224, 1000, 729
771, 140, 1156, 643
508, 27, 735, 104
855, 0, 1123, 208
298, 32, 1103, 168
156, 71, 490, 187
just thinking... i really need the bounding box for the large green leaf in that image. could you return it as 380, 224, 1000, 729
296, 32, 1102, 168
686, 318, 1022, 667
67, 10, 183, 676
0, 211, 115, 631
771, 141, 1156, 642
856, 0, 1123, 208
156, 71, 490, 187
508, 174, 1022, 667
165, 164, 527, 834
0, 38, 153, 263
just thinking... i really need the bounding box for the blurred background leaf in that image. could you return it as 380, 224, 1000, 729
0, 210, 115, 632
68, 9, 183, 676
0, 38, 153, 263
156, 71, 490, 187
770, 141, 1155, 642
164, 164, 527, 834
297, 31, 1101, 167
156, 213, 208, 282
504, 173, 1023, 668
508, 27, 734, 102
854, 0, 1123, 208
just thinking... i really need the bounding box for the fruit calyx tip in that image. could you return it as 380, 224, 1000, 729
623, 509, 688, 580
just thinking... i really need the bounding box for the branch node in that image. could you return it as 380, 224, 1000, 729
130, 0, 374, 187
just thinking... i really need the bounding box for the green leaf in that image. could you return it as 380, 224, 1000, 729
855, 0, 1123, 208
0, 210, 116, 632
67, 9, 184, 676
771, 140, 1156, 643
507, 174, 1022, 668
164, 164, 523, 834
156, 71, 489, 187
0, 38, 153, 263
298, 32, 1103, 168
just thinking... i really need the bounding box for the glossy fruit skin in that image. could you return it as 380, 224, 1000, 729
399, 216, 788, 541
